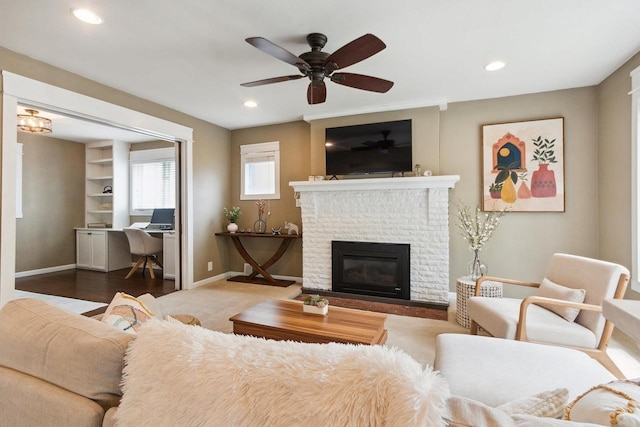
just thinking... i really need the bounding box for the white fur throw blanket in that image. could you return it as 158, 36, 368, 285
117, 318, 449, 426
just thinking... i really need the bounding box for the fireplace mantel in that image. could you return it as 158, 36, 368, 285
290, 175, 460, 193
289, 175, 460, 305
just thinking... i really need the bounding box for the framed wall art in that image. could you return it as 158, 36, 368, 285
482, 117, 564, 212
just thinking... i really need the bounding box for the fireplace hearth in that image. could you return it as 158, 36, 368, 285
332, 241, 410, 300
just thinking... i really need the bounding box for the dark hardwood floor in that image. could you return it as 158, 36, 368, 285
16, 268, 178, 305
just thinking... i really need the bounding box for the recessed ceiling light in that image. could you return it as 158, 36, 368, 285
244, 100, 258, 108
71, 8, 103, 25
485, 61, 506, 71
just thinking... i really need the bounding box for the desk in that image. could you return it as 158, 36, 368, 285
215, 232, 301, 287
75, 228, 177, 279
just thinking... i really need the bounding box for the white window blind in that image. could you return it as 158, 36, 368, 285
130, 147, 176, 214
241, 141, 280, 200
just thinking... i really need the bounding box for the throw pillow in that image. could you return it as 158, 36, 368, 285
445, 396, 516, 427
498, 388, 569, 418
535, 278, 586, 322
565, 379, 640, 426
101, 292, 156, 334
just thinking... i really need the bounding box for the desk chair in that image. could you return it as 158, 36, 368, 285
123, 228, 163, 279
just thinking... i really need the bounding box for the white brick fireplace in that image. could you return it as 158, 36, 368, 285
289, 176, 459, 305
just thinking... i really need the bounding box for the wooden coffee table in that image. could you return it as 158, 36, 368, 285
229, 299, 388, 345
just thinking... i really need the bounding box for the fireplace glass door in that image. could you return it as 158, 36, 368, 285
332, 241, 410, 300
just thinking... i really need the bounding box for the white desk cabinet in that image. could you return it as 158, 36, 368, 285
76, 229, 131, 272
162, 232, 176, 280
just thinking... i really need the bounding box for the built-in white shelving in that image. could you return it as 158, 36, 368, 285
84, 140, 130, 228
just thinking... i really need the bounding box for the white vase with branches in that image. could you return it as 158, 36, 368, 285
454, 202, 508, 280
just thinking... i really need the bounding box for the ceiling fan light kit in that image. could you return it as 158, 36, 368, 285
241, 33, 394, 104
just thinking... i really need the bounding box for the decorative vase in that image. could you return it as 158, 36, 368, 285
467, 250, 487, 281
531, 164, 556, 198
500, 176, 517, 203
254, 214, 267, 234
517, 181, 532, 199
227, 222, 238, 233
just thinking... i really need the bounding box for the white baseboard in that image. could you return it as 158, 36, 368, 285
191, 272, 231, 289
15, 264, 77, 278
190, 271, 302, 290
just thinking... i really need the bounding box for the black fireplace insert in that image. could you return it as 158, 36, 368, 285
331, 241, 410, 300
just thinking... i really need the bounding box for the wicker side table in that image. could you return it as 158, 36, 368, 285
456, 276, 503, 328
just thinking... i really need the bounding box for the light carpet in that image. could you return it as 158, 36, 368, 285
13, 290, 107, 314
157, 280, 640, 372
156, 280, 467, 366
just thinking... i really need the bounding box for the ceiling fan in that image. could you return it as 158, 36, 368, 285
240, 33, 394, 104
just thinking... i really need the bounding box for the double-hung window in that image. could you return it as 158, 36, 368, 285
130, 147, 176, 215
240, 141, 280, 200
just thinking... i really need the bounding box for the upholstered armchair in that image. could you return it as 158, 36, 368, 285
467, 253, 629, 377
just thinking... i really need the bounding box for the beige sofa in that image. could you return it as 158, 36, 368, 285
0, 298, 627, 426
0, 298, 449, 426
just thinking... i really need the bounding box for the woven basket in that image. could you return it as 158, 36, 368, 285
456, 277, 503, 328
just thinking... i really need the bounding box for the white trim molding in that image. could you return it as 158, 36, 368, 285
631, 65, 640, 292
1, 71, 195, 307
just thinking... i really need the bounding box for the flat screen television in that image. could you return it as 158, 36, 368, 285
325, 119, 412, 176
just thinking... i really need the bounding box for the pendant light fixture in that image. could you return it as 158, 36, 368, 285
17, 109, 52, 134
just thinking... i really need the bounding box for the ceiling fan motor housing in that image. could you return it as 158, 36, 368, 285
242, 32, 392, 104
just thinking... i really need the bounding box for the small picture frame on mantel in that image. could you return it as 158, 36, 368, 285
481, 117, 565, 212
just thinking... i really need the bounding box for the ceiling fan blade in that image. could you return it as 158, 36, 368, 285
324, 34, 386, 70
241, 75, 304, 87
307, 82, 327, 104
330, 73, 394, 93
246, 37, 311, 71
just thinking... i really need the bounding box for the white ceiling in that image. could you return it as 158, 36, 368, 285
2, 0, 640, 133
16, 106, 155, 143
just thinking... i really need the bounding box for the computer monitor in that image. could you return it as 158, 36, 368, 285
148, 208, 174, 229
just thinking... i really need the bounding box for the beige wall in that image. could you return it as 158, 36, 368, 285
227, 93, 607, 295
309, 107, 441, 176
4, 41, 640, 295
16, 133, 85, 272
598, 51, 640, 298
441, 88, 600, 296
225, 121, 310, 276
0, 45, 231, 283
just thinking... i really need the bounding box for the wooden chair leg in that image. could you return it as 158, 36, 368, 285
152, 255, 163, 268
147, 256, 155, 279
126, 258, 144, 279
470, 320, 479, 335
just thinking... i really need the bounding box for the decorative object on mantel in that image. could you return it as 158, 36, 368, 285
224, 206, 241, 233
284, 221, 299, 235
303, 294, 329, 315
271, 227, 281, 235
254, 200, 267, 233
482, 117, 564, 212
454, 201, 508, 280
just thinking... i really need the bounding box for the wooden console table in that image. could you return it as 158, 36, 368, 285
215, 232, 301, 287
